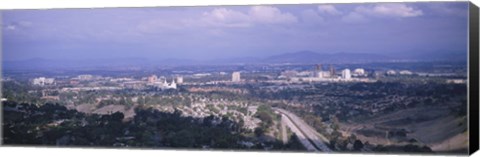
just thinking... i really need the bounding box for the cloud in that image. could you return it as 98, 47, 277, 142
248, 6, 298, 24
340, 3, 423, 23
318, 5, 342, 15
3, 21, 32, 31
199, 6, 298, 28
341, 12, 367, 23
4, 25, 16, 30
200, 8, 252, 28
355, 3, 423, 17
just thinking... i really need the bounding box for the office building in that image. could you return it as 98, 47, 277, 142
232, 72, 241, 82
342, 69, 351, 79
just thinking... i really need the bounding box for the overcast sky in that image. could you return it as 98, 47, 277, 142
2, 2, 468, 61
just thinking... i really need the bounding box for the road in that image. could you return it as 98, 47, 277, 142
281, 117, 288, 144
281, 114, 319, 151
275, 108, 332, 152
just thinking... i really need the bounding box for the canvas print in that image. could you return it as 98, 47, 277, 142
1, 2, 471, 155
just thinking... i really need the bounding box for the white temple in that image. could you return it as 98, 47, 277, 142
149, 77, 177, 90
161, 79, 177, 89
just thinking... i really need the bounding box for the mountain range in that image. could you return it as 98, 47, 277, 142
3, 51, 466, 70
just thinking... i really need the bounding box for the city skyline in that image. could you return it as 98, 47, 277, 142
2, 2, 468, 61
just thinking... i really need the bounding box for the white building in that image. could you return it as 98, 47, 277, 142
296, 71, 312, 77
152, 79, 177, 90
399, 70, 413, 75
77, 74, 93, 80
32, 77, 55, 86
386, 70, 397, 75
45, 78, 55, 84
281, 70, 298, 78
354, 68, 366, 76
320, 71, 331, 78
193, 73, 211, 77
342, 69, 351, 79
232, 72, 241, 82
167, 79, 177, 89
315, 71, 331, 78
446, 79, 466, 84
176, 76, 183, 84
32, 77, 44, 85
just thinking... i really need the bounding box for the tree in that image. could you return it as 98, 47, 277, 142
254, 127, 265, 137
255, 111, 273, 130
137, 96, 145, 106
144, 96, 151, 105
126, 97, 134, 108
283, 134, 306, 150
304, 114, 324, 131
349, 134, 357, 142
353, 140, 364, 151
331, 116, 340, 130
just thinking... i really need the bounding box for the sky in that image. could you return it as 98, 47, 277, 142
1, 2, 469, 61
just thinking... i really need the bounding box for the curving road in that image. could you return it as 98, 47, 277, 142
281, 117, 288, 144
275, 108, 332, 152
281, 114, 319, 151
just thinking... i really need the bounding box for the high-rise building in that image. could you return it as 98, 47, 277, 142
316, 64, 322, 71
315, 71, 323, 78
314, 64, 323, 78
329, 65, 336, 77
176, 76, 183, 84
342, 69, 351, 79
232, 72, 241, 82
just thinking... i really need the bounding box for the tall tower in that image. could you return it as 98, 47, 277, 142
342, 69, 351, 79
232, 72, 241, 82
315, 64, 323, 78
316, 64, 322, 71
329, 65, 336, 78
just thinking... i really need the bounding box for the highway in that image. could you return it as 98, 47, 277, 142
281, 117, 288, 144
275, 108, 333, 152
281, 114, 319, 151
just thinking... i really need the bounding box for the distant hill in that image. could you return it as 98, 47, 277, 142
390, 51, 468, 62
3, 50, 466, 70
260, 51, 393, 64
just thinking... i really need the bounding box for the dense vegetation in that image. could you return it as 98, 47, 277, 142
2, 101, 305, 151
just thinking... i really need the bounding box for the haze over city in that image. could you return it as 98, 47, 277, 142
2, 2, 468, 63
1, 2, 471, 154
